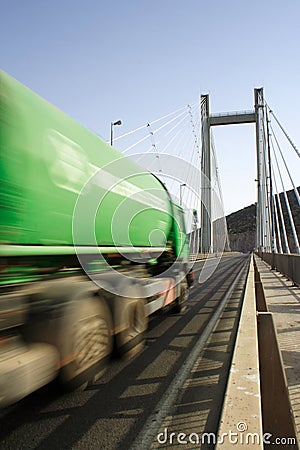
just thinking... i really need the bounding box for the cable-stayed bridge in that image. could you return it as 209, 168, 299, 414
110, 91, 300, 446
114, 88, 300, 264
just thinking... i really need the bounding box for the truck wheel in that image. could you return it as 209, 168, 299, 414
115, 298, 147, 357
172, 278, 189, 313
59, 296, 113, 391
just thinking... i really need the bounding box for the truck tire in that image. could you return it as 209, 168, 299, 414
172, 278, 189, 313
23, 280, 113, 392
59, 296, 113, 391
115, 298, 147, 357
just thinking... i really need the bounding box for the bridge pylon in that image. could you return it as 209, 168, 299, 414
200, 94, 212, 254
200, 88, 271, 254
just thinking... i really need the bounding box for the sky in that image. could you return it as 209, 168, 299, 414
1, 0, 300, 215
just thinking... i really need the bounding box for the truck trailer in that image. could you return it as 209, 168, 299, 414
0, 70, 193, 407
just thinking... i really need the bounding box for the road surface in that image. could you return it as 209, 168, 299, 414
0, 254, 250, 450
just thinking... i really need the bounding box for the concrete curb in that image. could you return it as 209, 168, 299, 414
216, 257, 263, 448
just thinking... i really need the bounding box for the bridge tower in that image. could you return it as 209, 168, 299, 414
200, 95, 212, 254
200, 88, 269, 253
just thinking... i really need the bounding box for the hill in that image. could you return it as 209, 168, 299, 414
226, 187, 300, 253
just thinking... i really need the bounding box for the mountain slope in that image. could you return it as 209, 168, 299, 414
226, 187, 300, 253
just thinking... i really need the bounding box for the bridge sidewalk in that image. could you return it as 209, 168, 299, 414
254, 255, 300, 442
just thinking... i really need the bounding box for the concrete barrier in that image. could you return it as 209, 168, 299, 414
217, 258, 263, 448
218, 256, 299, 448
254, 255, 299, 448
257, 312, 298, 448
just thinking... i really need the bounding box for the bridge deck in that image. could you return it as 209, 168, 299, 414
219, 254, 300, 448
254, 255, 300, 442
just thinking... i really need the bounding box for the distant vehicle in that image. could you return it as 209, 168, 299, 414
0, 70, 193, 407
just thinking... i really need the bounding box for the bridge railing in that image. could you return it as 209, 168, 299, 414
210, 109, 255, 118
256, 252, 300, 287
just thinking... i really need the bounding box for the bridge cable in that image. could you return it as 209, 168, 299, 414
211, 132, 230, 252
113, 104, 188, 142
269, 122, 300, 206
272, 182, 282, 253
270, 136, 300, 254
266, 103, 300, 159
121, 107, 194, 155
260, 109, 272, 251
272, 164, 291, 254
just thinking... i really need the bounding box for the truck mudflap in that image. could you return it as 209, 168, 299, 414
0, 339, 59, 408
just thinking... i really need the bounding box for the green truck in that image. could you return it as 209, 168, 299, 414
0, 70, 193, 407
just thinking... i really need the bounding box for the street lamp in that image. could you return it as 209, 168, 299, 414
180, 183, 186, 206
110, 120, 122, 146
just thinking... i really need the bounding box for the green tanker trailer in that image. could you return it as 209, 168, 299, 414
0, 70, 193, 406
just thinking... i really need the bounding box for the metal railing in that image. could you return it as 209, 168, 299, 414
256, 252, 300, 286
210, 109, 255, 118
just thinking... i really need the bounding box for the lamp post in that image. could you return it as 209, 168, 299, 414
180, 183, 186, 206
110, 120, 122, 146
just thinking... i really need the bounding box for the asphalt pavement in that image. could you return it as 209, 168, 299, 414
0, 254, 250, 450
